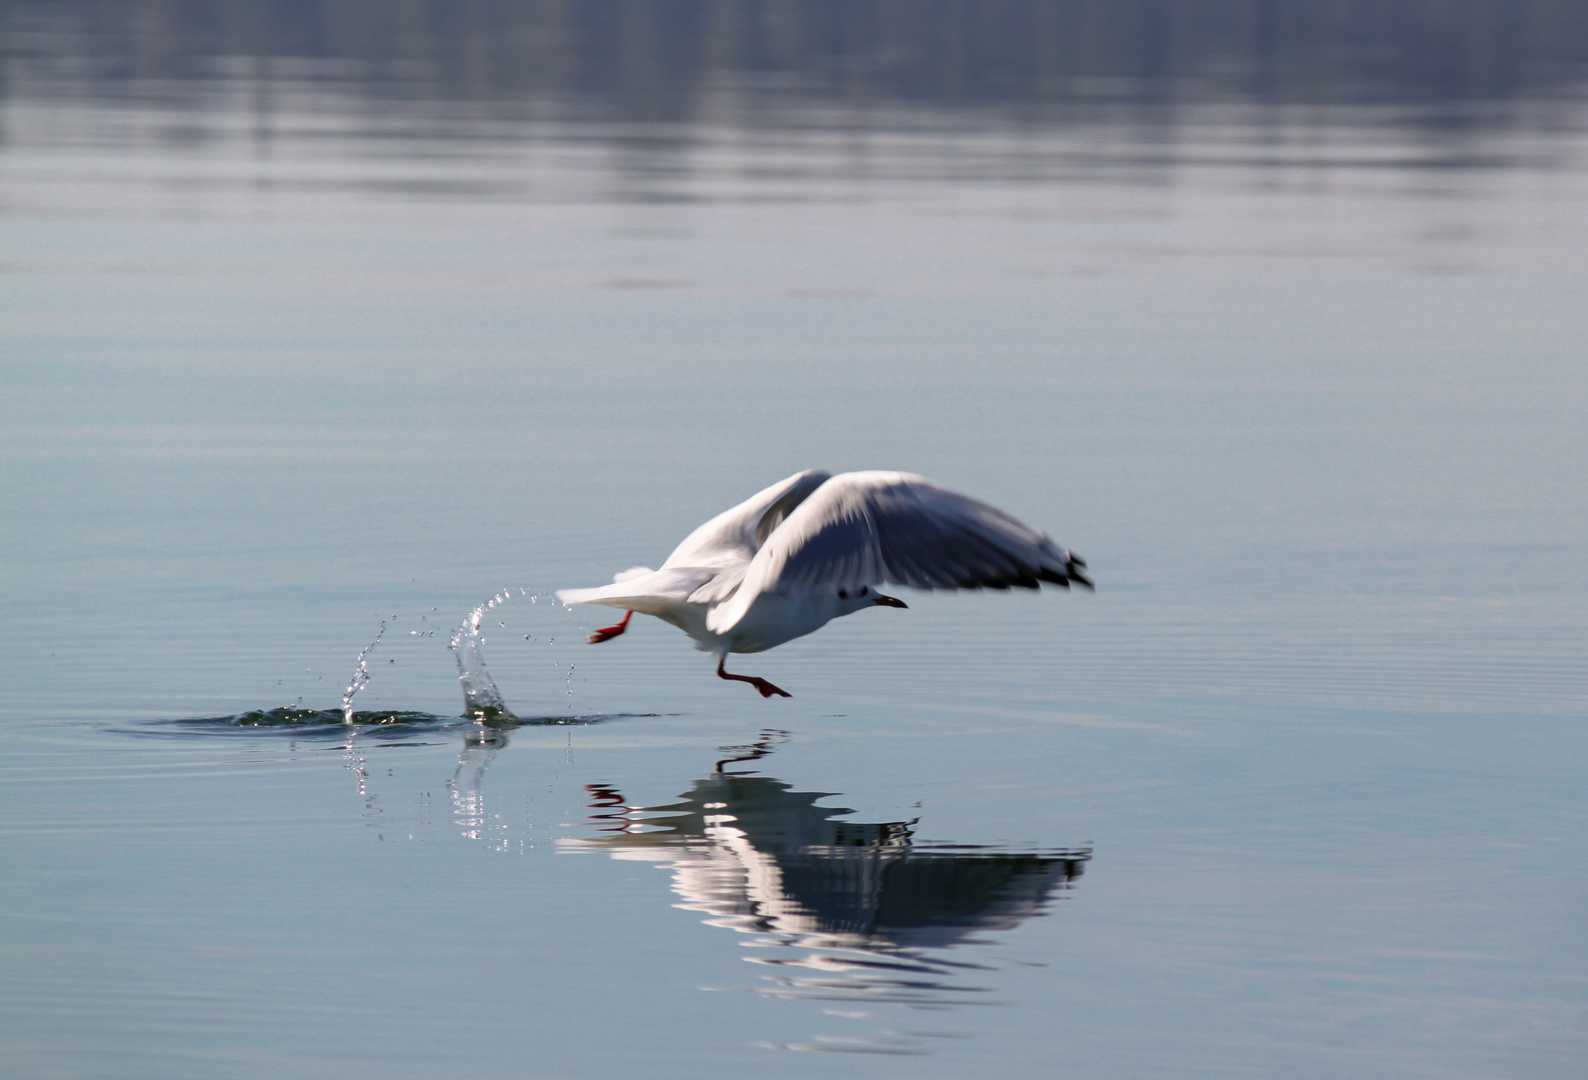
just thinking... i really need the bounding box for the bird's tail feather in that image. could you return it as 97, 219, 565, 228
556, 567, 717, 612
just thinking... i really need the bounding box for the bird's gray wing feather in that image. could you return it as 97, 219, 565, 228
707, 471, 1089, 632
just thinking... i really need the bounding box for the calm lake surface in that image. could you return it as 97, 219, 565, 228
3, 4, 1587, 1077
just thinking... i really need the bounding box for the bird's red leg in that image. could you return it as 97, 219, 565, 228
716, 656, 791, 698
587, 610, 633, 644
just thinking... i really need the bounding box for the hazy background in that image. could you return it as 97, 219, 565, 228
3, 3, 1586, 1078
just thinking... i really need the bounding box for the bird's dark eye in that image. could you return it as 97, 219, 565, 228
838, 588, 849, 599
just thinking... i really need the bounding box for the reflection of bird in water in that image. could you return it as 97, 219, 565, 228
557, 470, 1091, 697
565, 742, 1089, 1005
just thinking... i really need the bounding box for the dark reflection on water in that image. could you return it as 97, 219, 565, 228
126, 712, 1089, 1053
565, 731, 1090, 1052
130, 706, 610, 738
8, 0, 1588, 124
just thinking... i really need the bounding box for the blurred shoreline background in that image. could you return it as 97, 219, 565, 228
7, 0, 1587, 168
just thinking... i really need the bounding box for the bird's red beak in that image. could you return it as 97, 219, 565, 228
873, 594, 908, 608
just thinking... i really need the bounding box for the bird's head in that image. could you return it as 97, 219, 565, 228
835, 584, 908, 616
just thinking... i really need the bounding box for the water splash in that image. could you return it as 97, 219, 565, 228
332, 588, 581, 727
449, 592, 520, 722
341, 620, 387, 723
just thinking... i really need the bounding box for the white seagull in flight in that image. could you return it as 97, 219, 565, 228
557, 470, 1091, 698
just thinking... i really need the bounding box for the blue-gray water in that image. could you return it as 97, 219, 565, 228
3, 5, 1587, 1077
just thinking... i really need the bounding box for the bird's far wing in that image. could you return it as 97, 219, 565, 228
706, 471, 1090, 633
557, 567, 718, 618
659, 469, 832, 573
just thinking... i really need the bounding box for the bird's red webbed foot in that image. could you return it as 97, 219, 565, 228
745, 677, 791, 699
716, 656, 791, 698
587, 610, 633, 644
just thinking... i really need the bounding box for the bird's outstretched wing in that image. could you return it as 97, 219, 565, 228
660, 469, 832, 603
707, 471, 1089, 632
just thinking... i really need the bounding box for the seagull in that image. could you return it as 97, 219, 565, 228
556, 470, 1091, 698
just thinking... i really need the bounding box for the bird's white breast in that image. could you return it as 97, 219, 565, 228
718, 590, 841, 654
